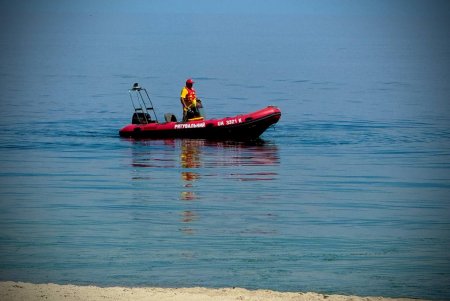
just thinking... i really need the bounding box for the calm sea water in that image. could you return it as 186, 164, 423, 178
1, 6, 450, 300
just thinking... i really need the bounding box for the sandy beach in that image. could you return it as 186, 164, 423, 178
0, 282, 426, 301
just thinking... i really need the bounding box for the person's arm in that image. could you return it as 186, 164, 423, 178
180, 88, 188, 110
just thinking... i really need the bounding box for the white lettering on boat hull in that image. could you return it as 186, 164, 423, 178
174, 122, 206, 129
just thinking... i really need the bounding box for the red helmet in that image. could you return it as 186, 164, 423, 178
186, 78, 194, 85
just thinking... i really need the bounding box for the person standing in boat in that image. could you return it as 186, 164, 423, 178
180, 78, 202, 121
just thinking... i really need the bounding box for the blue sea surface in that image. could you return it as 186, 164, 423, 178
1, 3, 450, 300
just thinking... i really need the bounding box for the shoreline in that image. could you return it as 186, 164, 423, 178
0, 281, 426, 301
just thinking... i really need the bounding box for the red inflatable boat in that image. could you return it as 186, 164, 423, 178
119, 84, 281, 140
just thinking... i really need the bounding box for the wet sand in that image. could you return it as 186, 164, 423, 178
0, 281, 426, 301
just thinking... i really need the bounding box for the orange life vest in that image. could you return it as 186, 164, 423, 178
185, 87, 196, 104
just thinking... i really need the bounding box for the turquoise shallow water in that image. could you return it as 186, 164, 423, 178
1, 4, 450, 300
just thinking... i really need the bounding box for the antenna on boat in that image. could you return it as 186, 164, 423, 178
128, 83, 159, 124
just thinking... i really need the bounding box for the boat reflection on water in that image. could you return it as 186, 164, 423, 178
180, 140, 201, 202
128, 138, 279, 234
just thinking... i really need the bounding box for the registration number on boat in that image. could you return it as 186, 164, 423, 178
218, 118, 242, 126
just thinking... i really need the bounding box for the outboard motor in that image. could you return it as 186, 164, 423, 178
132, 112, 152, 124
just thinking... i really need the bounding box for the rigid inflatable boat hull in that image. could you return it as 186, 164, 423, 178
119, 106, 281, 140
